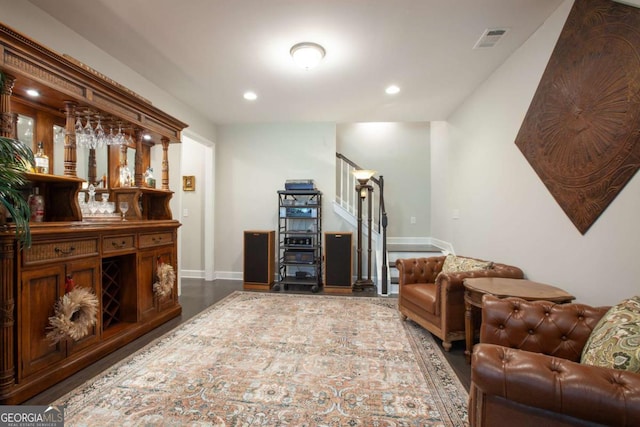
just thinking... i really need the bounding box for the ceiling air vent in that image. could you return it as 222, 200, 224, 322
473, 28, 509, 49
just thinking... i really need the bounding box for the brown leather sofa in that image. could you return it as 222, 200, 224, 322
395, 255, 523, 350
470, 295, 640, 427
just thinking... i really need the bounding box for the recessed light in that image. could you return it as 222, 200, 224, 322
243, 91, 257, 101
143, 134, 152, 141
26, 89, 40, 97
385, 85, 400, 95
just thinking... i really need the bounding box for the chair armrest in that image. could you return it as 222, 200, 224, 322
472, 343, 640, 426
480, 295, 609, 361
395, 256, 445, 286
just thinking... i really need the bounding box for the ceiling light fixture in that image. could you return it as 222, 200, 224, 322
243, 91, 258, 101
385, 85, 400, 95
26, 89, 40, 97
290, 42, 326, 70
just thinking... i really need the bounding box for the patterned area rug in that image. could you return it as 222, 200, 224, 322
55, 291, 469, 426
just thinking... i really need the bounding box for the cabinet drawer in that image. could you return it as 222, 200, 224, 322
103, 235, 136, 253
23, 238, 99, 266
139, 232, 173, 248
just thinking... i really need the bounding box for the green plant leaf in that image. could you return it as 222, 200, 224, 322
0, 135, 35, 248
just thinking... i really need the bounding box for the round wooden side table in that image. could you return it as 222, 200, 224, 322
463, 277, 575, 363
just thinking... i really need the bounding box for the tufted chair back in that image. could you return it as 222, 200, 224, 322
396, 256, 446, 287
480, 295, 609, 362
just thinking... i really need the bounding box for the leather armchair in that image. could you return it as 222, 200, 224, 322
470, 295, 640, 427
395, 256, 523, 350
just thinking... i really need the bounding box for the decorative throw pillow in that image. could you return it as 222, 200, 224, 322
581, 296, 640, 373
440, 254, 493, 274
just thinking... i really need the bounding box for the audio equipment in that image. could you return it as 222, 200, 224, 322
324, 232, 353, 293
243, 230, 275, 290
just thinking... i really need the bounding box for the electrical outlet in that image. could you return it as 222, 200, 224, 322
452, 209, 460, 220
183, 209, 189, 217
410, 216, 416, 224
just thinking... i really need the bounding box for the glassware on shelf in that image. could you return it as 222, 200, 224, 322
119, 201, 129, 221
87, 184, 98, 215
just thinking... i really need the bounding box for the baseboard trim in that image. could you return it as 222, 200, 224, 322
181, 269, 205, 279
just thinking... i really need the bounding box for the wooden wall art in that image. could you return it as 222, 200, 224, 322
514, 0, 640, 234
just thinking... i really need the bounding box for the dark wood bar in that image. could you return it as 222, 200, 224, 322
0, 22, 187, 404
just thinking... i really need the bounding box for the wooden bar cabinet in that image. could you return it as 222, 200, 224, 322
0, 22, 188, 403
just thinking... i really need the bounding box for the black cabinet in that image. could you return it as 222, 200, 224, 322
276, 190, 322, 292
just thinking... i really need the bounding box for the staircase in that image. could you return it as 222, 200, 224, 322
334, 153, 449, 295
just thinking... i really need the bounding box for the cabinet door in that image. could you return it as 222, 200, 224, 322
138, 247, 176, 320
66, 258, 101, 355
137, 249, 157, 321
19, 265, 66, 379
155, 247, 177, 312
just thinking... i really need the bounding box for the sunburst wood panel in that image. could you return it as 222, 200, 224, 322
515, 0, 640, 234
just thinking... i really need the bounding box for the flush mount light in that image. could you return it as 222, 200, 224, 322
143, 134, 152, 141
290, 42, 326, 70
243, 91, 258, 101
385, 85, 400, 95
26, 89, 40, 97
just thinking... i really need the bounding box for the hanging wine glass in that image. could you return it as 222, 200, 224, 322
94, 116, 106, 147
115, 123, 125, 145
75, 115, 86, 148
83, 114, 96, 149
107, 126, 115, 145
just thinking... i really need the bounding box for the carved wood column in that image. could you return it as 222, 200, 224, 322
63, 101, 78, 177
88, 148, 97, 186
161, 137, 170, 190
134, 129, 143, 187
0, 238, 16, 396
0, 73, 15, 138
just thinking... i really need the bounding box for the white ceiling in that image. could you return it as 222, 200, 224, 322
26, 0, 570, 124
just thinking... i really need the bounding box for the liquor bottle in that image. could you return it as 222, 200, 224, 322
34, 141, 49, 174
144, 167, 156, 188
28, 187, 45, 222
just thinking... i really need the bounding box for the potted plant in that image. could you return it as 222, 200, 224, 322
0, 134, 34, 247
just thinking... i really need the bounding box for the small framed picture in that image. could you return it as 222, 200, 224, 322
183, 175, 195, 191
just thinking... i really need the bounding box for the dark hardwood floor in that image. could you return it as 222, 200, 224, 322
24, 278, 470, 405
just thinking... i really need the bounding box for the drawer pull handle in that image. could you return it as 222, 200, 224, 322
55, 246, 76, 255
112, 241, 127, 248
152, 237, 162, 242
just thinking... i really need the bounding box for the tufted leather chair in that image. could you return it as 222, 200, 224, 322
470, 295, 640, 427
395, 256, 524, 350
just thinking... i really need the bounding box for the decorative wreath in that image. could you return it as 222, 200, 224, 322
153, 257, 175, 298
47, 276, 99, 345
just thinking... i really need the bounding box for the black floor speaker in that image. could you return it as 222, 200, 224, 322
324, 232, 352, 293
243, 230, 275, 290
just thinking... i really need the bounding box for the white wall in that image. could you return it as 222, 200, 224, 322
337, 122, 431, 238
179, 138, 207, 275
214, 123, 339, 279
431, 0, 640, 306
